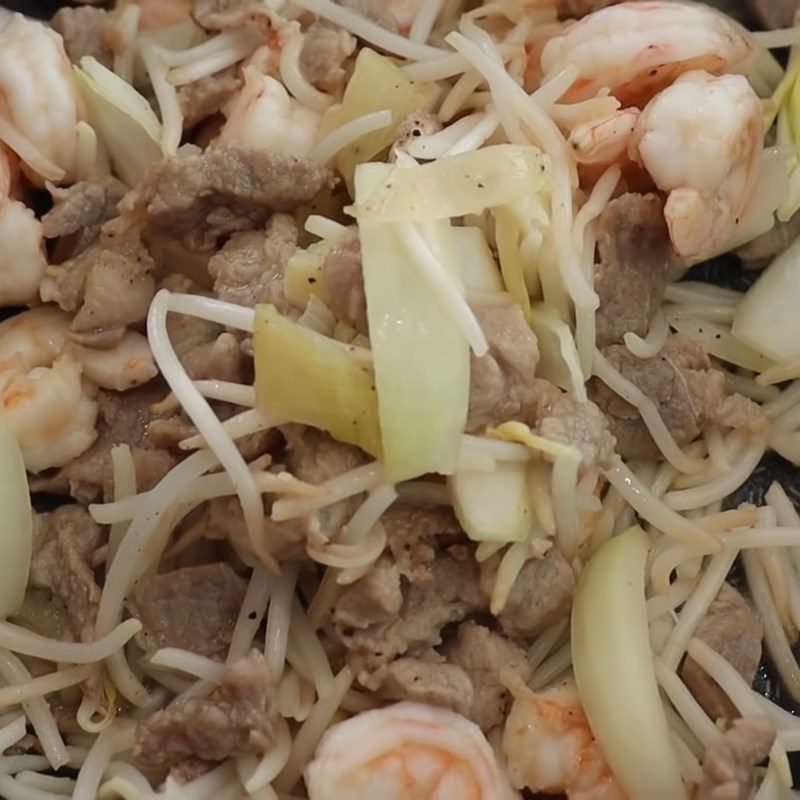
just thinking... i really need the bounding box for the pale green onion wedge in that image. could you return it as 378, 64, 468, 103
572, 526, 687, 800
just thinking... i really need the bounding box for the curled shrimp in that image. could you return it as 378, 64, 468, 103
68, 331, 158, 392
0, 15, 81, 183
2, 355, 98, 473
0, 146, 46, 306
305, 701, 517, 799
540, 1, 757, 106
219, 65, 321, 159
503, 678, 625, 800
630, 70, 763, 262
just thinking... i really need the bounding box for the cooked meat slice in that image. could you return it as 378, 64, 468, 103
192, 0, 266, 28
42, 178, 125, 258
181, 332, 247, 384
467, 300, 540, 432
594, 193, 671, 347
533, 383, 617, 470
340, 0, 398, 30
178, 66, 243, 129
129, 563, 247, 660
745, 0, 799, 29
445, 622, 532, 732
321, 234, 367, 334
30, 506, 104, 641
332, 556, 402, 629
681, 583, 763, 722
736, 210, 800, 267
31, 385, 178, 504
696, 715, 775, 800
557, 0, 618, 18
383, 505, 464, 584
51, 7, 113, 67
497, 548, 575, 639
299, 23, 356, 95
335, 549, 486, 671
208, 214, 297, 311
131, 144, 334, 252
591, 337, 764, 459
369, 657, 474, 717
40, 237, 155, 336
134, 651, 277, 767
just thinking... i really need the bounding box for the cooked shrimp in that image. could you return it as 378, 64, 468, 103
630, 70, 763, 262
569, 108, 640, 165
540, 1, 757, 105
137, 0, 192, 30
67, 331, 158, 392
2, 355, 98, 473
0, 146, 46, 306
503, 678, 625, 800
305, 701, 516, 799
219, 66, 321, 158
0, 16, 81, 183
0, 306, 71, 375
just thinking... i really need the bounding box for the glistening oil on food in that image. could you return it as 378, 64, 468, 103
0, 0, 799, 797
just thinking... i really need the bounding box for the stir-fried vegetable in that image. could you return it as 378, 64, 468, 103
0, 408, 32, 618
732, 235, 800, 363
572, 526, 687, 800
528, 304, 586, 401
352, 145, 546, 224
452, 227, 504, 292
450, 461, 532, 542
73, 56, 162, 187
324, 48, 437, 188
283, 240, 332, 309
253, 304, 381, 456
356, 164, 469, 481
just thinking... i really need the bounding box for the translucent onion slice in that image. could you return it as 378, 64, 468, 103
572, 526, 687, 800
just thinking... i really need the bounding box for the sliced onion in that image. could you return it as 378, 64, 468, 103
572, 526, 687, 800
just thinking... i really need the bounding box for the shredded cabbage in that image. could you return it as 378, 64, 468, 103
324, 48, 438, 188
572, 526, 687, 800
527, 304, 587, 402
283, 241, 332, 309
253, 304, 381, 456
494, 207, 532, 320
0, 409, 32, 619
732, 235, 800, 363
450, 461, 533, 543
73, 57, 162, 187
356, 163, 469, 481
352, 145, 547, 223
451, 227, 504, 292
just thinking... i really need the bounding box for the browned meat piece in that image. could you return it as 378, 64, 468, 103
178, 66, 243, 129
42, 178, 126, 256
681, 583, 763, 722
383, 504, 464, 583
557, 0, 618, 18
340, 0, 398, 29
181, 332, 247, 384
737, 211, 800, 267
130, 144, 333, 252
746, 0, 799, 29
335, 548, 486, 671
534, 384, 617, 470
208, 214, 297, 311
322, 234, 367, 334
467, 301, 540, 432
497, 548, 575, 639
445, 622, 532, 732
591, 337, 764, 459
594, 193, 671, 348
369, 657, 473, 716
40, 237, 155, 338
192, 0, 270, 29
51, 7, 113, 67
129, 563, 247, 660
696, 715, 775, 800
391, 112, 442, 158
134, 651, 277, 767
30, 506, 104, 642
31, 385, 178, 504
332, 556, 402, 629
299, 23, 356, 95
